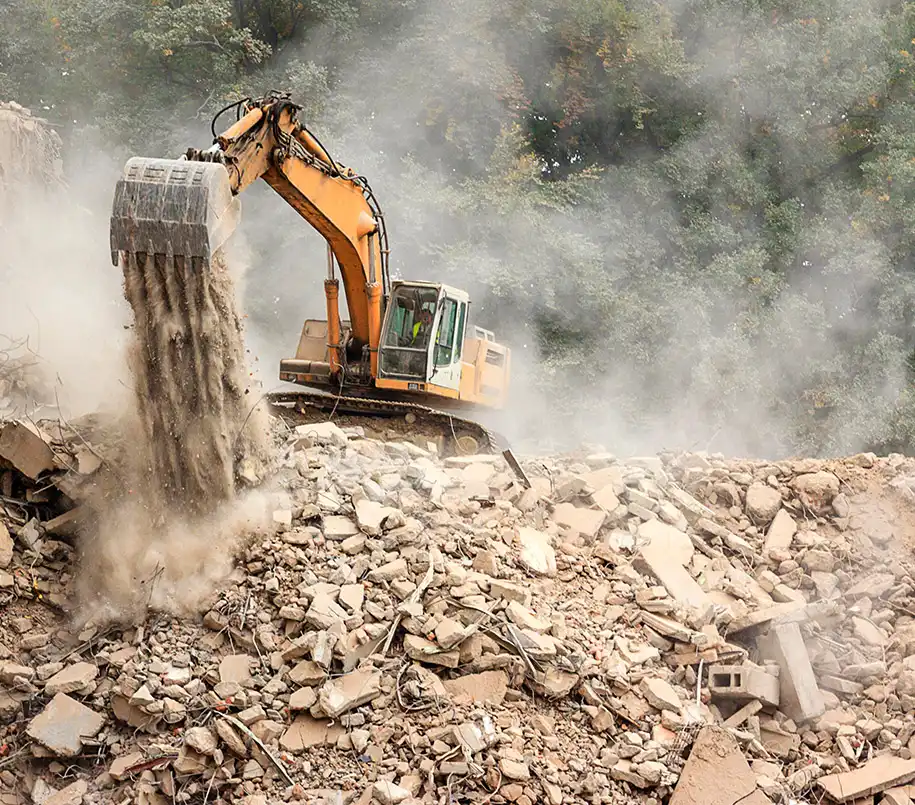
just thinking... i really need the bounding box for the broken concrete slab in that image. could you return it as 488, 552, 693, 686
758, 622, 824, 723
279, 715, 340, 752
26, 692, 105, 756
43, 662, 98, 695
0, 421, 55, 479
817, 755, 915, 802
323, 515, 359, 539
442, 671, 508, 706
670, 726, 767, 805
318, 670, 381, 718
551, 502, 605, 539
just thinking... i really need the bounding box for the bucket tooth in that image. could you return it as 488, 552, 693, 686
109, 157, 240, 263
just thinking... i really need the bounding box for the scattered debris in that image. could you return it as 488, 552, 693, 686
3, 416, 915, 803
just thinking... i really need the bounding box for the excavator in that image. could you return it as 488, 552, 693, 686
109, 91, 523, 470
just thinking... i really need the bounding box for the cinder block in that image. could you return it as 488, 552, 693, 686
708, 663, 780, 708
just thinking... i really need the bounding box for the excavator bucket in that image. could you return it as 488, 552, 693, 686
109, 157, 240, 264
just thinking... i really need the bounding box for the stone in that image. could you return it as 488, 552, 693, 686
403, 635, 460, 668
793, 471, 840, 515
517, 526, 557, 576
489, 579, 532, 606
219, 654, 252, 686
26, 693, 104, 756
373, 781, 412, 805
367, 557, 408, 582
215, 718, 248, 757
0, 662, 34, 683
764, 509, 797, 553
853, 617, 887, 646
355, 498, 394, 536
43, 662, 98, 695
443, 671, 508, 706
306, 594, 348, 629
318, 670, 381, 718
0, 523, 11, 569
817, 756, 915, 802
506, 601, 550, 633
289, 686, 318, 711
434, 617, 467, 649
499, 758, 531, 781
745, 483, 782, 524
185, 726, 218, 756
339, 583, 365, 614
289, 660, 325, 686
641, 677, 683, 712
294, 421, 348, 447
109, 751, 143, 781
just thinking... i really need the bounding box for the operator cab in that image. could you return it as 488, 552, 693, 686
378, 281, 468, 393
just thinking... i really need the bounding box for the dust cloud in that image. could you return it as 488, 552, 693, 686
73, 246, 274, 623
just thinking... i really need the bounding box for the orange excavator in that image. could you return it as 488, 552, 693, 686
109, 91, 522, 468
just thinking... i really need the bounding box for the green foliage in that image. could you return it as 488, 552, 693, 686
5, 0, 915, 455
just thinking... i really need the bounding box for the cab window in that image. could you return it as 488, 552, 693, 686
435, 297, 458, 365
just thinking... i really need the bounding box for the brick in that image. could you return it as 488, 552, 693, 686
758, 622, 824, 723
708, 664, 780, 708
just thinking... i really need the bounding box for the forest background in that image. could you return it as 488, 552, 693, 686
3, 0, 915, 457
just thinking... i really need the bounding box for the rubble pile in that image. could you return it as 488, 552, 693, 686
4, 413, 915, 804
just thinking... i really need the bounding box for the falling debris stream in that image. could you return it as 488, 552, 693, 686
121, 250, 260, 514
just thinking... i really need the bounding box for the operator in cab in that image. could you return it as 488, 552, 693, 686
411, 308, 434, 346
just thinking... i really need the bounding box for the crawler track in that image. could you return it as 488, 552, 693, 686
265, 389, 531, 486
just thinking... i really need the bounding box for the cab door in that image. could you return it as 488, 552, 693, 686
427, 296, 465, 391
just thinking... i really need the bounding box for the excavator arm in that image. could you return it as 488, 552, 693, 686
110, 92, 388, 375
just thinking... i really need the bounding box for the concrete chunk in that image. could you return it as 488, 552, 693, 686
516, 526, 557, 576
219, 654, 252, 686
43, 662, 98, 695
745, 483, 782, 524
666, 485, 716, 525
764, 509, 797, 553
26, 692, 104, 756
817, 755, 915, 802
0, 421, 55, 479
318, 670, 381, 718
552, 502, 605, 538
758, 622, 824, 723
